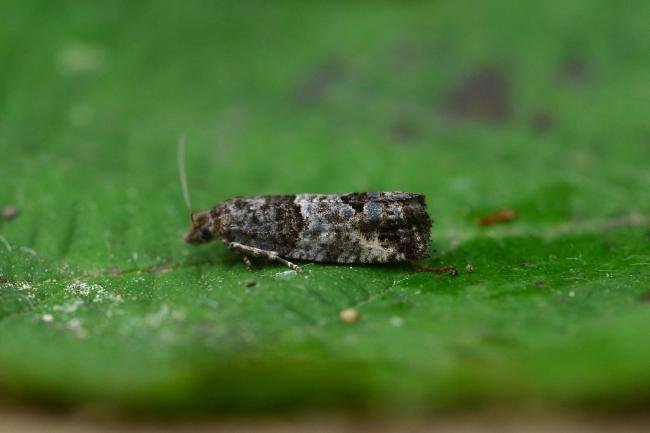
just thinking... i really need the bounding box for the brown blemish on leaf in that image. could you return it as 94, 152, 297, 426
558, 57, 592, 86
442, 67, 511, 124
413, 263, 459, 277
388, 119, 421, 143
529, 110, 554, 134
388, 41, 422, 72
640, 291, 650, 303
294, 58, 343, 104
533, 280, 546, 289
476, 209, 518, 226
2, 206, 19, 221
465, 263, 474, 273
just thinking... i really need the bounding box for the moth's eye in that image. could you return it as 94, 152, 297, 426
200, 227, 213, 240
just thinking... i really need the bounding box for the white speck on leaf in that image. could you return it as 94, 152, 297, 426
66, 318, 87, 339
66, 281, 98, 297
53, 299, 84, 314
145, 304, 170, 327
57, 42, 105, 75
275, 269, 297, 278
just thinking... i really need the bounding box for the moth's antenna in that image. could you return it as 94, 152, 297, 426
177, 134, 193, 218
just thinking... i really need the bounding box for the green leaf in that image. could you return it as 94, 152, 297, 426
1, 0, 649, 415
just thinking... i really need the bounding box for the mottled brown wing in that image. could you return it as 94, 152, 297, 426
213, 192, 432, 263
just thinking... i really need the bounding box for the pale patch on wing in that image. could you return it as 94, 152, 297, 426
356, 233, 395, 262
292, 194, 402, 263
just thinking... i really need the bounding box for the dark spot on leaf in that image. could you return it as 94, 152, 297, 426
601, 241, 615, 252
388, 119, 421, 143
294, 58, 343, 105
243, 279, 257, 288
529, 110, 554, 134
533, 280, 546, 289
441, 67, 511, 124
640, 291, 650, 303
558, 57, 592, 86
479, 332, 519, 347
413, 263, 458, 276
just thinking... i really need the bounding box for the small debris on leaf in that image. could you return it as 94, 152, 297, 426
558, 56, 592, 86
41, 314, 54, 323
388, 119, 421, 143
294, 58, 343, 105
340, 308, 360, 323
529, 110, 553, 134
441, 67, 511, 124
476, 208, 517, 226
465, 263, 474, 273
2, 206, 19, 221
414, 263, 459, 277
242, 279, 257, 288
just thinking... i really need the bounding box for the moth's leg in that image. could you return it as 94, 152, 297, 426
242, 255, 253, 271
228, 242, 303, 273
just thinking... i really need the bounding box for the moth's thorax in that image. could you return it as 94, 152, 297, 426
183, 210, 217, 244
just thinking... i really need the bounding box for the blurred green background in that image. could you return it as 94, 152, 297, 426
0, 0, 649, 415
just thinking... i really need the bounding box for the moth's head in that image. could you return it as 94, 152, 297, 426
183, 210, 215, 244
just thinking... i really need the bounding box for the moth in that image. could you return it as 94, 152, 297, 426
179, 139, 432, 272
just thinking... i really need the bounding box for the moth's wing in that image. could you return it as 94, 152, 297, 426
339, 191, 427, 205
216, 193, 432, 264
286, 193, 432, 263
214, 195, 304, 254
